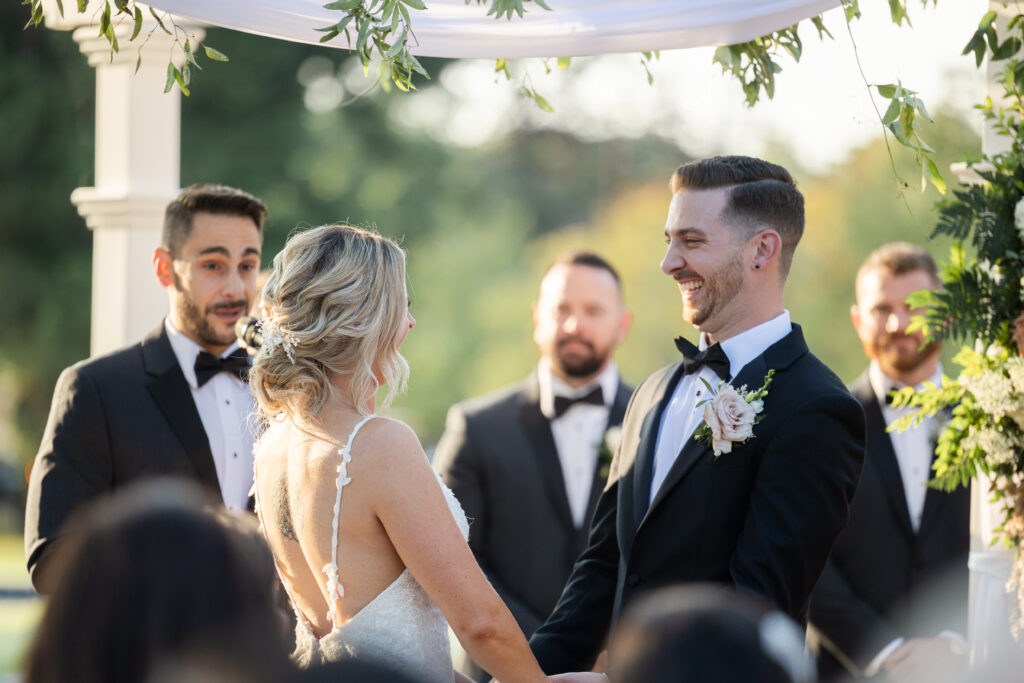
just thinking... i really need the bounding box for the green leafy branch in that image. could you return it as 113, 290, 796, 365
471, 0, 551, 21
23, 0, 228, 96
317, 0, 428, 93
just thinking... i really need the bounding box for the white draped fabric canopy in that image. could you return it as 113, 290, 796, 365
149, 0, 839, 59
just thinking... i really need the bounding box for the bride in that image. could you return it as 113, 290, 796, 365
249, 225, 561, 682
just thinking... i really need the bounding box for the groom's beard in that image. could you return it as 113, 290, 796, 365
555, 336, 609, 379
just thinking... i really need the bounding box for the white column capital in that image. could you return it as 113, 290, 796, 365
71, 18, 204, 69
71, 188, 177, 232
949, 161, 994, 186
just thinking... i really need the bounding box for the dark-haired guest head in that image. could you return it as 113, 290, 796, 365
609, 584, 816, 683
23, 478, 290, 683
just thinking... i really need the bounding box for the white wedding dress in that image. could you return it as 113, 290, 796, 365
256, 415, 469, 682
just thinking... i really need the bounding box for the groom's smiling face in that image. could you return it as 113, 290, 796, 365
661, 188, 750, 339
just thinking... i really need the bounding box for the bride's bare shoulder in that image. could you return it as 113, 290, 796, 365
354, 416, 424, 459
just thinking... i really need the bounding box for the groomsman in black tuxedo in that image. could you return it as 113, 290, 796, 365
25, 184, 267, 593
529, 156, 865, 676
434, 250, 633, 681
810, 243, 969, 682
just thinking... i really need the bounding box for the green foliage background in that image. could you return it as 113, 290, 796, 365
1, 6, 979, 477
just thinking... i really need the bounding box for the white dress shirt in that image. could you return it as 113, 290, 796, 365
870, 360, 943, 533
165, 319, 256, 510
864, 360, 963, 676
538, 359, 620, 528
649, 311, 792, 505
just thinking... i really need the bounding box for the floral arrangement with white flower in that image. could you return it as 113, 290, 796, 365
694, 370, 775, 457
890, 14, 1024, 636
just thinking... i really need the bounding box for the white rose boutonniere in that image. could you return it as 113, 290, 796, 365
694, 370, 775, 457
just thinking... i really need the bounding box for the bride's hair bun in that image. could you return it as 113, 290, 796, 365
249, 224, 410, 423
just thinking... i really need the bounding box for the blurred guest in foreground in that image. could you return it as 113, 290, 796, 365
809, 243, 969, 682
608, 584, 815, 683
22, 478, 291, 683
435, 249, 632, 680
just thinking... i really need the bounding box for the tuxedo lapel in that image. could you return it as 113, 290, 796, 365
642, 326, 809, 525
918, 407, 954, 536
519, 376, 575, 532
584, 381, 632, 524
859, 380, 915, 540
141, 325, 223, 500
633, 363, 686, 527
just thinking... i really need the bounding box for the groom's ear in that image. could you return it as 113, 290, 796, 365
752, 229, 782, 268
850, 303, 861, 332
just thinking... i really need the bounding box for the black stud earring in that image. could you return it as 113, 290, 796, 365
753, 263, 761, 270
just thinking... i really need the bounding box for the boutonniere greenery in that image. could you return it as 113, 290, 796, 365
596, 425, 622, 479
694, 370, 775, 457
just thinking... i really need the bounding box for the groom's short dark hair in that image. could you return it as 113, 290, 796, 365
670, 156, 805, 276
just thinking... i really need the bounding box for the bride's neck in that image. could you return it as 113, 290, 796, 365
325, 371, 376, 416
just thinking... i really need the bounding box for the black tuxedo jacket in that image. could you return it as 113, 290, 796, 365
530, 324, 865, 673
435, 372, 632, 639
809, 372, 970, 675
25, 324, 223, 592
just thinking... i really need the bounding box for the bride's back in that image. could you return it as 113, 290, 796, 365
255, 415, 407, 638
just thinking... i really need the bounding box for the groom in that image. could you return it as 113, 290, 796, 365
530, 156, 865, 674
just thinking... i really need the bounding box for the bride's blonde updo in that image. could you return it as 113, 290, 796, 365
249, 224, 410, 423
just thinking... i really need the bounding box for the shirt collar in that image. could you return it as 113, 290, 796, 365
538, 357, 619, 419
869, 359, 943, 408
164, 318, 241, 390
699, 310, 792, 379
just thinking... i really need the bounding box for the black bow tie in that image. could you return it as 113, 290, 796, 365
553, 386, 604, 418
194, 348, 250, 387
675, 337, 731, 381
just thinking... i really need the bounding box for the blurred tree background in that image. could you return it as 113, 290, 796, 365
0, 2, 980, 498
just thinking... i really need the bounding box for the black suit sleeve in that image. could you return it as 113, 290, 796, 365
25, 365, 114, 593
529, 475, 620, 674
810, 556, 900, 668
730, 392, 865, 619
433, 405, 546, 633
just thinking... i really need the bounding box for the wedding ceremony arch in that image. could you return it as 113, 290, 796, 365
35, 0, 1021, 672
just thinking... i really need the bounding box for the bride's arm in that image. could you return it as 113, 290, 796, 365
364, 420, 548, 683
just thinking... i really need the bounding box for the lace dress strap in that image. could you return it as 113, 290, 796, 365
323, 413, 377, 627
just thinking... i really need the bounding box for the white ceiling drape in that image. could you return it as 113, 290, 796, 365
149, 0, 840, 59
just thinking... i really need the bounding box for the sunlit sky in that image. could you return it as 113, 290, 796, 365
303, 0, 989, 173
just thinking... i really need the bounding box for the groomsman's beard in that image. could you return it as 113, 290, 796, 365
877, 334, 940, 375
555, 337, 608, 378
172, 276, 249, 349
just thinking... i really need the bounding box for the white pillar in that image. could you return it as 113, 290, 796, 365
43, 1, 202, 356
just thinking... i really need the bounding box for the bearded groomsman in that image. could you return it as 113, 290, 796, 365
529, 156, 865, 676
435, 250, 633, 681
809, 243, 969, 682
25, 184, 267, 594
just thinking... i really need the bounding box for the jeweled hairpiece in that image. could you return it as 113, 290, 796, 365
259, 317, 300, 364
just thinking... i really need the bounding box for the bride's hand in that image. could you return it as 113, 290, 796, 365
548, 674, 608, 682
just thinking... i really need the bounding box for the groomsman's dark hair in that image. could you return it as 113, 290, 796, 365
856, 242, 940, 289
547, 249, 622, 290
670, 156, 805, 276
162, 183, 268, 257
